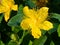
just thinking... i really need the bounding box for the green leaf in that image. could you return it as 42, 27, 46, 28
50, 41, 55, 45
33, 36, 47, 45
8, 5, 24, 26
50, 13, 60, 22
25, 0, 36, 8
12, 26, 21, 33
41, 30, 46, 35
0, 14, 3, 23
8, 14, 23, 26
29, 40, 33, 45
48, 23, 59, 34
17, 5, 24, 14
0, 40, 5, 45
8, 40, 18, 45
57, 24, 60, 37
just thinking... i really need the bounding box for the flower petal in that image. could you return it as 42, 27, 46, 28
12, 5, 18, 11
20, 18, 30, 30
37, 7, 49, 22
23, 6, 30, 16
4, 10, 10, 22
23, 6, 36, 19
41, 21, 53, 30
31, 28, 41, 39
0, 5, 5, 13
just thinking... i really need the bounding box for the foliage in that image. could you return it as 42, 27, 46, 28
0, 0, 60, 45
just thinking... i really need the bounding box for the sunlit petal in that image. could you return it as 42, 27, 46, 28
41, 21, 53, 30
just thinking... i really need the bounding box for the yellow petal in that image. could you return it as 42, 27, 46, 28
0, 7, 3, 13
12, 5, 18, 11
0, 5, 5, 13
41, 21, 53, 30
23, 6, 30, 16
23, 6, 36, 19
20, 18, 30, 30
4, 10, 10, 22
31, 28, 41, 39
37, 7, 49, 22
1, 0, 11, 12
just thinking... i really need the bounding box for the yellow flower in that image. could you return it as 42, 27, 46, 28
0, 0, 18, 22
20, 6, 53, 39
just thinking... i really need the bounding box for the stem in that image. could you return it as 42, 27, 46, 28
18, 30, 29, 45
